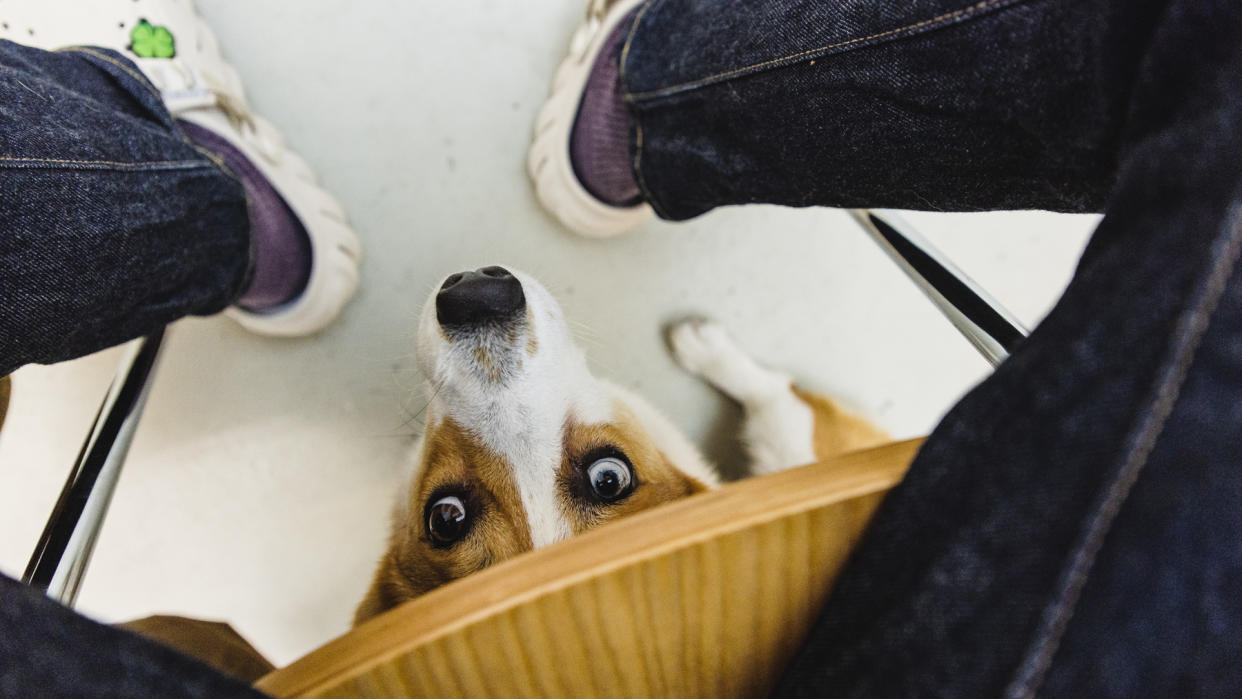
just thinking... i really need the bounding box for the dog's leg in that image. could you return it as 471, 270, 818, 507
671, 319, 887, 476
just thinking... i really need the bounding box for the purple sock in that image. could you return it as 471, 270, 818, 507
570, 10, 642, 207
179, 120, 312, 311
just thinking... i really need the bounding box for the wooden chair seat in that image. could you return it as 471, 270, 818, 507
256, 439, 920, 698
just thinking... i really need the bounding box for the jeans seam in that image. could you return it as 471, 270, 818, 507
56, 46, 164, 103
60, 46, 199, 147
1003, 201, 1242, 699
630, 114, 672, 219
624, 0, 1032, 103
0, 155, 220, 171
186, 141, 237, 179
620, 0, 673, 220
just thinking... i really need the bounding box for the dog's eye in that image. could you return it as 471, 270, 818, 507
586, 457, 634, 503
427, 495, 468, 546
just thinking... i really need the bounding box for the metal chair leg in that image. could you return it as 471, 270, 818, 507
22, 329, 166, 607
851, 209, 1028, 367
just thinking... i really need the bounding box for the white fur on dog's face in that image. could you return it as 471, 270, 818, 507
414, 269, 612, 547
356, 268, 717, 622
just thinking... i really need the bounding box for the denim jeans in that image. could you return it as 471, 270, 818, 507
4, 0, 1242, 696
623, 0, 1242, 696
0, 40, 249, 378
0, 41, 263, 695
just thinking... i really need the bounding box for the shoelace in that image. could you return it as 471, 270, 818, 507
143, 58, 283, 164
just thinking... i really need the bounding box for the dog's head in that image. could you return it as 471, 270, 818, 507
355, 266, 717, 623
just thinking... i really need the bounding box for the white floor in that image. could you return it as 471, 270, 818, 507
0, 0, 1097, 667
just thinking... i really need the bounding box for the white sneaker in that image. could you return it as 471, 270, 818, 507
1, 0, 361, 337
528, 0, 653, 238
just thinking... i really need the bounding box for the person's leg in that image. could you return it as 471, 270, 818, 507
619, 0, 1152, 220
532, 0, 1163, 236
775, 52, 1242, 694
755, 2, 1242, 695
0, 0, 364, 375
0, 7, 361, 687
0, 573, 263, 697
539, 0, 1242, 693
0, 39, 252, 375
0, 39, 292, 693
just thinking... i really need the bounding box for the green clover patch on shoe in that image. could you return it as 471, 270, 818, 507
129, 19, 175, 58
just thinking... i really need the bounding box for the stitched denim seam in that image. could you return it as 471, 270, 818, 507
1003, 202, 1242, 699
619, 0, 1033, 217
624, 0, 1033, 103
0, 155, 221, 172
67, 49, 240, 179
187, 142, 236, 178
620, 0, 672, 219
57, 45, 211, 161
56, 46, 164, 103
631, 115, 671, 219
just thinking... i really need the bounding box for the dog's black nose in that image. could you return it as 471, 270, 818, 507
436, 266, 525, 328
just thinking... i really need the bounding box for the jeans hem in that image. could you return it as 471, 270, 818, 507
618, 0, 675, 220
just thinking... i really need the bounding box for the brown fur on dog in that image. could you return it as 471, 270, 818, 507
794, 386, 890, 461
1, 375, 10, 434
557, 406, 709, 535
355, 402, 708, 625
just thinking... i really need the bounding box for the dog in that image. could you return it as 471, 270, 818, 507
355, 266, 887, 624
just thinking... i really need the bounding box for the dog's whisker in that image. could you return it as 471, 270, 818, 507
568, 320, 603, 345
387, 398, 432, 436
399, 378, 443, 427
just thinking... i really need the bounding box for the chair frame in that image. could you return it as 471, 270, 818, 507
21, 329, 165, 607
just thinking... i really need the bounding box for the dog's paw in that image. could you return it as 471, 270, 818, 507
669, 317, 737, 376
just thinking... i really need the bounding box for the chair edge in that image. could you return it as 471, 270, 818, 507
256, 438, 922, 697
